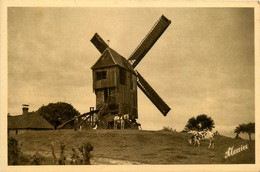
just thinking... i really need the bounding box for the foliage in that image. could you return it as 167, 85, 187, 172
243, 122, 255, 134
234, 122, 255, 140
234, 124, 245, 134
37, 102, 80, 128
51, 142, 66, 165
49, 141, 94, 165
184, 114, 215, 131
78, 142, 94, 165
8, 137, 33, 165
71, 147, 83, 165
8, 137, 21, 165
30, 152, 45, 165
161, 126, 175, 132
234, 123, 246, 139
185, 117, 197, 131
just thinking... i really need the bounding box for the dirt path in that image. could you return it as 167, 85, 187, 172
91, 157, 143, 165
25, 150, 142, 165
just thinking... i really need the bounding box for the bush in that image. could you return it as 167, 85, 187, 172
161, 126, 174, 132
30, 152, 45, 165
8, 137, 34, 165
8, 137, 21, 165
70, 142, 94, 165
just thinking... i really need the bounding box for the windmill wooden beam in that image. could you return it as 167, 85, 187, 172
136, 71, 170, 116
128, 15, 171, 68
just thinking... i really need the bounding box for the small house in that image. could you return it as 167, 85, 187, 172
8, 105, 53, 134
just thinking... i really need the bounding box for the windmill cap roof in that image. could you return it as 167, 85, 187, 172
91, 47, 134, 73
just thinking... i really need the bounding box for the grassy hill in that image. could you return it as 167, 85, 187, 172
9, 129, 255, 164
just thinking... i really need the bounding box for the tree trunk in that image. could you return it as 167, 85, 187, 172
248, 133, 252, 141
235, 132, 240, 139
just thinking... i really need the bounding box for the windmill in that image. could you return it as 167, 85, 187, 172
89, 15, 172, 129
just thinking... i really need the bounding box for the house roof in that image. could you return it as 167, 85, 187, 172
91, 47, 134, 73
8, 112, 53, 130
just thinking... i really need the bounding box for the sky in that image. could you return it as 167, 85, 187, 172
7, 7, 255, 138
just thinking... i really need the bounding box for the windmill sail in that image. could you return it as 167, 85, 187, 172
136, 71, 171, 116
128, 15, 171, 68
91, 33, 109, 54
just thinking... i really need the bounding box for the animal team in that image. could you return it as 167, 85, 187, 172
113, 114, 129, 130
188, 129, 220, 148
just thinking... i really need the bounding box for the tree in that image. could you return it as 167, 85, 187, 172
37, 102, 80, 128
184, 117, 197, 131
243, 122, 255, 141
234, 123, 246, 139
234, 122, 255, 140
184, 114, 215, 131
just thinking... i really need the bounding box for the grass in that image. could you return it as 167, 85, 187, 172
9, 129, 255, 165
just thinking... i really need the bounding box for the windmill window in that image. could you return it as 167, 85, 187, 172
96, 71, 107, 80
119, 67, 126, 85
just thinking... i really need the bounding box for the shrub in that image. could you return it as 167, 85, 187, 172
8, 137, 21, 165
70, 142, 94, 165
30, 152, 45, 165
161, 126, 174, 132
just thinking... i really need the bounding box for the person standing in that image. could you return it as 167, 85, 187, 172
74, 115, 79, 131
54, 117, 62, 131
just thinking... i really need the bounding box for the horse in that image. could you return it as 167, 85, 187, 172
114, 114, 129, 129
114, 115, 124, 129
93, 124, 98, 130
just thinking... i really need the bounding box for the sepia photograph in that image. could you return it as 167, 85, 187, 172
1, 1, 259, 171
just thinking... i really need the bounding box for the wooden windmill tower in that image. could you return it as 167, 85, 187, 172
91, 15, 171, 129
